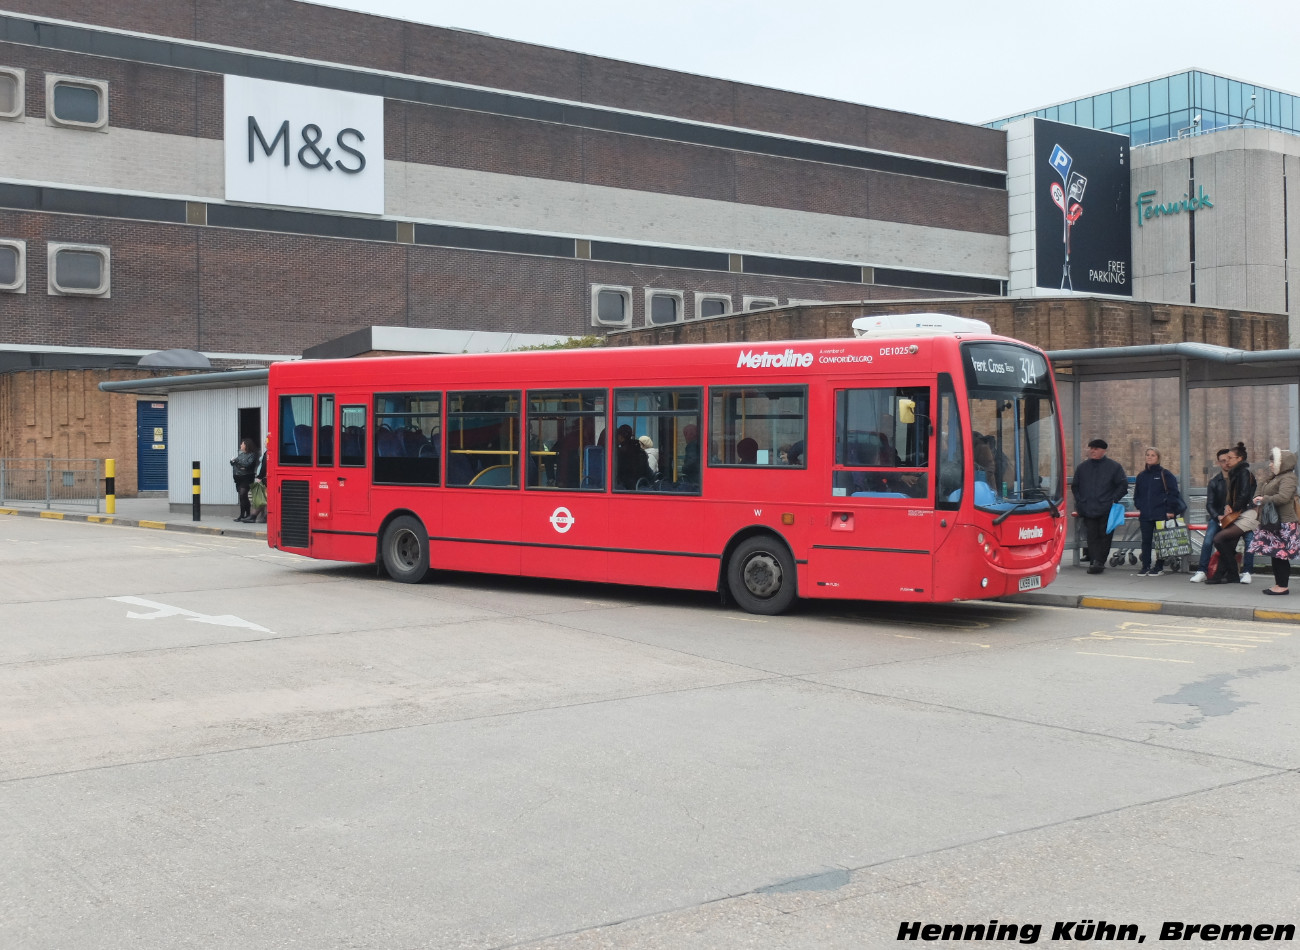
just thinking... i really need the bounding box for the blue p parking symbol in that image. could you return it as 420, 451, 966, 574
1049, 144, 1072, 183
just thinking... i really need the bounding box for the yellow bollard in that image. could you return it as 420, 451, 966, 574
105, 458, 116, 514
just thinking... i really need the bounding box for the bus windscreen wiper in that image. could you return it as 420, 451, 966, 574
992, 490, 1061, 525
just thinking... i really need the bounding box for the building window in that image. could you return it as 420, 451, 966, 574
47, 243, 110, 297
645, 289, 684, 326
591, 284, 632, 327
0, 67, 24, 120
743, 296, 778, 311
0, 239, 25, 293
694, 293, 731, 319
45, 74, 108, 131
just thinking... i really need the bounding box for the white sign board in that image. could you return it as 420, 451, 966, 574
223, 75, 384, 215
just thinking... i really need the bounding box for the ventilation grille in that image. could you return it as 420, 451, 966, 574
280, 479, 310, 549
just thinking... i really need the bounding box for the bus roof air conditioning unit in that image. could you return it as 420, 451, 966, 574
852, 313, 991, 337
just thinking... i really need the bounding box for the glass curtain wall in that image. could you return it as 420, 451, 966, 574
988, 71, 1300, 145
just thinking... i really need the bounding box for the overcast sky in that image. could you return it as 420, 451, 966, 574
304, 0, 1299, 126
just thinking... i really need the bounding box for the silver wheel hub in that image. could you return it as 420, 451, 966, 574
743, 553, 782, 598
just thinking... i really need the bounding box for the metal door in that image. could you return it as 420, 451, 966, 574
136, 401, 168, 491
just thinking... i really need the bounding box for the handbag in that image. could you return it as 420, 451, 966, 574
1219, 509, 1241, 527
250, 480, 267, 509
1153, 516, 1192, 558
1257, 500, 1280, 529
1106, 502, 1125, 534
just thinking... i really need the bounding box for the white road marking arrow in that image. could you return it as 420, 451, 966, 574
110, 596, 272, 633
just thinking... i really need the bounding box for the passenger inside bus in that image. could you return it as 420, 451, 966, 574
615, 424, 654, 490
736, 437, 758, 464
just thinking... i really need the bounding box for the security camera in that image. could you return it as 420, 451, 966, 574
1193, 114, 1201, 123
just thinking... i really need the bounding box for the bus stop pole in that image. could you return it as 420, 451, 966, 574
192, 461, 201, 522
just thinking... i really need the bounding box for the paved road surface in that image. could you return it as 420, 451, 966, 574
2, 517, 1296, 948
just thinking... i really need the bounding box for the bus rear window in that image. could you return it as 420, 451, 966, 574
279, 395, 312, 465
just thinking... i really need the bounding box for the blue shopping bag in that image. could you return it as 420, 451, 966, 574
1106, 502, 1125, 534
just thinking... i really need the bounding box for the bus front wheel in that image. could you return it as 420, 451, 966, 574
727, 535, 796, 615
381, 515, 430, 583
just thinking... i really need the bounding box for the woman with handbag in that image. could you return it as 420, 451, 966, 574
1133, 447, 1185, 576
1248, 448, 1298, 595
1206, 442, 1258, 585
229, 437, 259, 523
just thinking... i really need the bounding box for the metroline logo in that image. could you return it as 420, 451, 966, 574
1018, 525, 1044, 540
736, 349, 814, 369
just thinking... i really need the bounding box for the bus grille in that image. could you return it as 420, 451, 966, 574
280, 480, 310, 548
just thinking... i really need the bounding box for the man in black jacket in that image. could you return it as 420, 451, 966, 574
1071, 438, 1129, 574
1189, 448, 1230, 582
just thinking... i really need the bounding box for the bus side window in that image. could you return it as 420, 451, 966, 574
707, 385, 807, 467
317, 395, 335, 467
447, 391, 521, 488
374, 392, 440, 486
340, 405, 367, 467
613, 388, 701, 494
526, 389, 606, 491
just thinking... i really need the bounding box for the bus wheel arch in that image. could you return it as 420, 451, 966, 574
721, 529, 798, 615
378, 511, 430, 583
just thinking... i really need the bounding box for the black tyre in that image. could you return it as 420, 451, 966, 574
726, 535, 796, 615
381, 515, 430, 583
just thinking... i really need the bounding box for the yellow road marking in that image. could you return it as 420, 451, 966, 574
890, 634, 991, 647
1077, 652, 1193, 663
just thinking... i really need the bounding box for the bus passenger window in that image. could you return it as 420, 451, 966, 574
447, 391, 520, 488
340, 406, 366, 467
279, 395, 312, 465
526, 390, 605, 490
317, 395, 335, 467
708, 386, 807, 467
374, 393, 441, 485
832, 387, 931, 498
613, 388, 701, 494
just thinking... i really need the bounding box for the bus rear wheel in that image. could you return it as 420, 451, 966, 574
381, 515, 430, 583
727, 535, 796, 615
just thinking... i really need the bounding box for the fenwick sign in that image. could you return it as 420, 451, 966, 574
224, 75, 384, 215
1135, 186, 1213, 227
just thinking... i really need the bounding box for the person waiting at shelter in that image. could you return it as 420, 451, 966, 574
1189, 448, 1231, 583
1206, 441, 1258, 584
1070, 438, 1128, 575
1132, 447, 1185, 576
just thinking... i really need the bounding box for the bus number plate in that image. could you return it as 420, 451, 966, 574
1018, 575, 1042, 591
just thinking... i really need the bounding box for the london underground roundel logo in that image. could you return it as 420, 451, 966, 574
549, 506, 575, 534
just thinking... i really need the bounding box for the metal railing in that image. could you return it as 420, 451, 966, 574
0, 458, 103, 512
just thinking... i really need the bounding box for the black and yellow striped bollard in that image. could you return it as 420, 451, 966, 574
192, 460, 201, 522
105, 458, 116, 515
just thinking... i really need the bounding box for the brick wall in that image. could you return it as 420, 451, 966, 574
0, 368, 166, 497
0, 1, 1007, 169
1, 211, 967, 353
607, 297, 1290, 351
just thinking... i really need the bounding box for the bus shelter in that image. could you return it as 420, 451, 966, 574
1048, 342, 1300, 566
